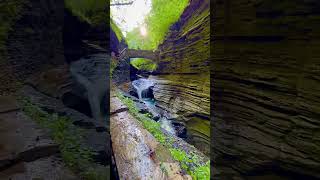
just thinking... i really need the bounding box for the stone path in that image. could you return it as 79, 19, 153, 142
0, 96, 77, 180
110, 91, 192, 180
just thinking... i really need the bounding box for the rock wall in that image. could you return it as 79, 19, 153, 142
1, 0, 65, 95
213, 0, 320, 179
152, 0, 210, 155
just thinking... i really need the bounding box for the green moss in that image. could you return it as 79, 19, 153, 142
186, 117, 210, 138
169, 148, 210, 179
116, 91, 210, 179
64, 0, 108, 25
20, 98, 107, 180
125, 0, 189, 50
130, 58, 157, 71
111, 19, 124, 42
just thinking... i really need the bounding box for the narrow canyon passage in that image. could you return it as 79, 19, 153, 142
110, 0, 210, 179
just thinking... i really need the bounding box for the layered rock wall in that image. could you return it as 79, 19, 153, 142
152, 0, 210, 154
213, 0, 320, 179
1, 0, 65, 95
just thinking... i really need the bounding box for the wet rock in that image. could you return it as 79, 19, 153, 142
0, 156, 78, 180
110, 95, 193, 180
95, 126, 107, 132
172, 121, 187, 139
92, 150, 109, 166
0, 105, 76, 179
72, 120, 95, 129
25, 65, 72, 99
19, 85, 111, 167
0, 96, 20, 113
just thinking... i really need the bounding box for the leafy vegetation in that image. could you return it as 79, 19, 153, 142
126, 0, 189, 50
130, 58, 157, 71
65, 0, 108, 25
21, 98, 108, 180
116, 91, 210, 179
111, 19, 124, 42
169, 148, 210, 179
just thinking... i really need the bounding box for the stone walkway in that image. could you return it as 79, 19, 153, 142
0, 96, 77, 180
110, 91, 191, 180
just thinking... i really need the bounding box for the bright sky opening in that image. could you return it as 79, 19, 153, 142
111, 0, 152, 37
140, 26, 147, 36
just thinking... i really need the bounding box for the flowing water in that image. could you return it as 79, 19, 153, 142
132, 78, 176, 135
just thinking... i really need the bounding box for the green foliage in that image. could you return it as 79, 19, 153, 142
65, 0, 108, 25
111, 19, 124, 41
130, 58, 157, 71
116, 91, 210, 179
81, 167, 110, 180
126, 0, 189, 50
117, 92, 167, 144
192, 161, 210, 180
169, 148, 210, 180
21, 98, 106, 179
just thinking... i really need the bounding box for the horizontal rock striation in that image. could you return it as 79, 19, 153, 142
213, 0, 320, 179
151, 0, 210, 155
1, 0, 65, 95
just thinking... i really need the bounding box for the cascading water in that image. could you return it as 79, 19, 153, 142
132, 78, 176, 135
159, 117, 176, 135
132, 78, 154, 100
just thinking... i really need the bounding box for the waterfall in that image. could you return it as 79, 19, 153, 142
132, 78, 176, 135
159, 117, 176, 135
132, 78, 154, 100
70, 54, 108, 123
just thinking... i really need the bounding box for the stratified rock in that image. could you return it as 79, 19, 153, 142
19, 85, 111, 163
0, 0, 65, 95
0, 105, 77, 179
213, 0, 320, 179
25, 64, 72, 99
149, 0, 210, 155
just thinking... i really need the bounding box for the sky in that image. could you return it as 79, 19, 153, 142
111, 0, 152, 37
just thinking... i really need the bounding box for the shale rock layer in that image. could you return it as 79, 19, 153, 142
152, 0, 210, 154
213, 0, 320, 179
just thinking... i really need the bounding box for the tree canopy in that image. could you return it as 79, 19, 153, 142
126, 0, 189, 50
65, 0, 108, 25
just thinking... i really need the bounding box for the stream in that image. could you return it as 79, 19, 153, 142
132, 78, 176, 135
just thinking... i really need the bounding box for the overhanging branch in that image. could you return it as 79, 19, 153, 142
110, 1, 134, 6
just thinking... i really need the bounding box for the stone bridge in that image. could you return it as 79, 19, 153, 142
118, 48, 159, 61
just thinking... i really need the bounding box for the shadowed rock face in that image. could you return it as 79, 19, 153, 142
0, 0, 65, 95
213, 0, 320, 179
